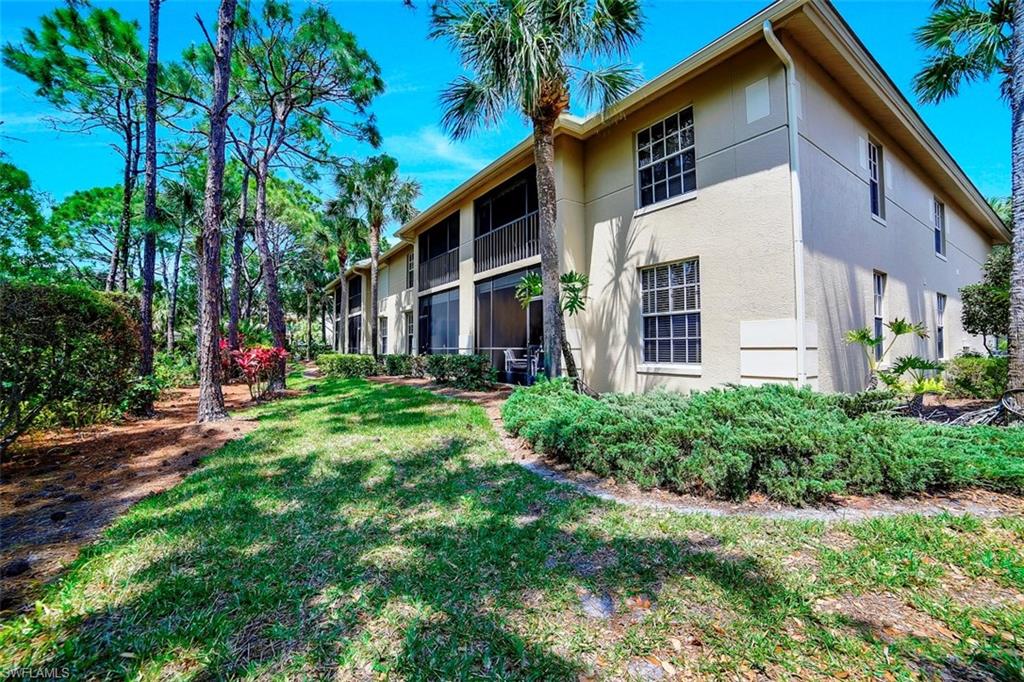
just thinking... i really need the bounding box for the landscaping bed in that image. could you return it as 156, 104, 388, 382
502, 380, 1024, 506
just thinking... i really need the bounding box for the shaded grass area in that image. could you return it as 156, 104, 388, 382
0, 377, 1022, 679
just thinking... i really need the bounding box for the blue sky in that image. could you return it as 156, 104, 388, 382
0, 0, 1009, 239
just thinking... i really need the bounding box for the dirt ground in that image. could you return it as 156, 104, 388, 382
372, 376, 1024, 522
0, 384, 257, 615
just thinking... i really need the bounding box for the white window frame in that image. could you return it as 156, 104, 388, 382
936, 293, 946, 359
635, 107, 697, 210
380, 316, 388, 355
639, 258, 701, 369
868, 140, 885, 221
406, 252, 415, 290
932, 197, 947, 258
404, 310, 414, 354
873, 271, 886, 362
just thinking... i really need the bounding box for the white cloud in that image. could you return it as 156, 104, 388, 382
382, 125, 489, 172
0, 111, 78, 133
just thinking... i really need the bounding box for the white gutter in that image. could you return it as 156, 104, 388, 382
763, 19, 808, 386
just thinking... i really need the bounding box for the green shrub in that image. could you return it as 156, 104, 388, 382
1, 282, 140, 454
944, 353, 1008, 399
501, 380, 1024, 506
317, 353, 380, 378
382, 354, 413, 376
826, 389, 900, 418
410, 355, 428, 378
424, 354, 495, 390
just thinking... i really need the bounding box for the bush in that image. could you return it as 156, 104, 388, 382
232, 346, 290, 400
501, 381, 1024, 506
424, 354, 496, 390
1, 282, 140, 454
155, 350, 199, 388
317, 353, 380, 378
944, 353, 1008, 399
826, 389, 900, 418
382, 354, 413, 376
410, 355, 428, 378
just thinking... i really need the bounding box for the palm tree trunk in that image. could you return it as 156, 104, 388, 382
253, 167, 288, 391
532, 116, 565, 379
1010, 6, 1024, 391
196, 0, 238, 423
337, 246, 348, 352
369, 222, 381, 359
228, 168, 250, 351
138, 0, 160, 406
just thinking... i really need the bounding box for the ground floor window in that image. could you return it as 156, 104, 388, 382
873, 271, 886, 362
404, 310, 414, 354
348, 314, 362, 354
936, 293, 946, 359
475, 266, 542, 383
640, 259, 701, 364
419, 289, 459, 354
380, 316, 388, 355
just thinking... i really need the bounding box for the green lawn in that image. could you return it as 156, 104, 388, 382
1, 376, 1022, 680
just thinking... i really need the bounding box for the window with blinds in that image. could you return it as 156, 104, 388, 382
641, 259, 701, 364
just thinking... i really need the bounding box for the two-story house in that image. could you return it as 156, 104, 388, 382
326, 0, 1010, 394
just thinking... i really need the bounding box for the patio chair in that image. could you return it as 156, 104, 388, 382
504, 349, 530, 375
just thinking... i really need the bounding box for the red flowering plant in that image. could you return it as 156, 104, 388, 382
231, 345, 289, 400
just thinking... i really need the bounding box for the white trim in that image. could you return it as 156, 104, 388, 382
871, 214, 887, 227
637, 363, 702, 377
632, 191, 698, 218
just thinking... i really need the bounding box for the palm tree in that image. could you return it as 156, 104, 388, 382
914, 0, 1022, 390
337, 156, 419, 358
321, 198, 368, 352
429, 0, 643, 379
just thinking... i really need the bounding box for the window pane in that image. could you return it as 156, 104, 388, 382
638, 146, 651, 167
665, 113, 678, 136
653, 162, 666, 182
640, 167, 653, 187
680, 108, 694, 128
683, 171, 696, 194
654, 181, 667, 202
651, 121, 664, 142
652, 140, 665, 161
667, 176, 682, 198
665, 134, 679, 155
640, 186, 653, 207
681, 149, 695, 172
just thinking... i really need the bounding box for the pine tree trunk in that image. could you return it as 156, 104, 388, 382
228, 168, 250, 351
107, 123, 135, 292
138, 0, 160, 408
532, 117, 565, 379
253, 168, 288, 391
305, 289, 313, 361
1010, 7, 1024, 391
369, 222, 380, 359
166, 226, 184, 353
196, 0, 238, 423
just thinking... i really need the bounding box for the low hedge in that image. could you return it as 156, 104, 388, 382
317, 353, 380, 378
424, 354, 495, 390
944, 353, 1008, 399
381, 354, 413, 376
502, 380, 1024, 505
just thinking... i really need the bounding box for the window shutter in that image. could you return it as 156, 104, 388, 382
858, 137, 868, 170
884, 159, 893, 192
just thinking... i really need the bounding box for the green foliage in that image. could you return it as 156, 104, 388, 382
155, 350, 199, 388
424, 354, 495, 390
826, 389, 901, 418
913, 0, 1012, 103
845, 317, 929, 384
317, 353, 380, 378
502, 381, 1024, 506
945, 352, 1009, 399
961, 244, 1010, 345
1, 282, 140, 453
878, 355, 945, 396
381, 354, 413, 376
514, 270, 590, 316
0, 162, 61, 280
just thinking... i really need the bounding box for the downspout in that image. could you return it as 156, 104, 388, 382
763, 20, 808, 386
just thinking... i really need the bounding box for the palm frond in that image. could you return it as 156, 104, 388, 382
439, 75, 509, 140
576, 63, 641, 111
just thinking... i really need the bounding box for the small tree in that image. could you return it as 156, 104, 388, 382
845, 318, 929, 389
962, 244, 1011, 353
514, 270, 589, 377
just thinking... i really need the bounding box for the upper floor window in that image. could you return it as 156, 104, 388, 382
640, 258, 701, 365
637, 107, 696, 208
867, 140, 885, 220
348, 274, 362, 313
933, 198, 946, 257
406, 252, 415, 289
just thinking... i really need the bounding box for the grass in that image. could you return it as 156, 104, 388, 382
1, 375, 1022, 679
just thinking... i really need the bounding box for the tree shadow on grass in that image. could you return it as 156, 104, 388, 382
4, 378, 1013, 680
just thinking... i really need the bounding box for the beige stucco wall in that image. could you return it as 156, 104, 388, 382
577, 43, 798, 393
792, 43, 994, 392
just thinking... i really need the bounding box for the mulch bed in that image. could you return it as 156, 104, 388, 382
371, 376, 1024, 522
1, 384, 258, 615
